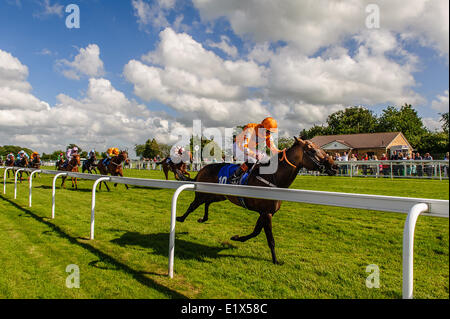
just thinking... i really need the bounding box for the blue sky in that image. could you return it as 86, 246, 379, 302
0, 0, 448, 153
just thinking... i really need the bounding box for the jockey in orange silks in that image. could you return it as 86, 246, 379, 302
230, 117, 280, 183
30, 151, 39, 161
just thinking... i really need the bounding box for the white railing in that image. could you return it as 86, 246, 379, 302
1, 166, 448, 299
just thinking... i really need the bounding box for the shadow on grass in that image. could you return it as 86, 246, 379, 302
0, 194, 187, 299
111, 231, 268, 263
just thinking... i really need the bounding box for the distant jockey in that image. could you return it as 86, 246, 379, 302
104, 147, 119, 166
63, 146, 78, 168
88, 149, 96, 160
16, 150, 29, 166
230, 117, 280, 184
168, 145, 188, 164
30, 151, 39, 161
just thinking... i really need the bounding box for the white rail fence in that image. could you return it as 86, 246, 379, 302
1, 166, 448, 299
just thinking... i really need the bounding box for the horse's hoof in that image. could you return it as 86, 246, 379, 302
231, 235, 240, 241
273, 260, 284, 265
197, 218, 207, 223
176, 217, 184, 222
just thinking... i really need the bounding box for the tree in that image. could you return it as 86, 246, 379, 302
278, 137, 294, 150
135, 143, 145, 158
440, 112, 449, 134
326, 106, 378, 135
377, 104, 427, 148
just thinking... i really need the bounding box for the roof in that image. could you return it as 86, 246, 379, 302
310, 132, 407, 149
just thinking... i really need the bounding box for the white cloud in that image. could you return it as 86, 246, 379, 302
206, 35, 238, 58
193, 0, 449, 57
0, 49, 189, 154
431, 90, 449, 113
34, 0, 64, 18
56, 44, 105, 80
132, 0, 175, 31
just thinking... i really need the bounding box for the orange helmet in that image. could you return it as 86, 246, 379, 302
261, 117, 278, 132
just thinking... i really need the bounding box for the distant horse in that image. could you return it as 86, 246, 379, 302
4, 156, 15, 178
14, 156, 29, 183
57, 154, 81, 189
82, 154, 98, 174
156, 151, 193, 181
29, 154, 41, 169
96, 150, 130, 191
176, 137, 338, 264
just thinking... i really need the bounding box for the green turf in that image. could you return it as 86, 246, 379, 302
0, 167, 448, 299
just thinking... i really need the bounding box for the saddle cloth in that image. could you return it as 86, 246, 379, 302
218, 164, 249, 185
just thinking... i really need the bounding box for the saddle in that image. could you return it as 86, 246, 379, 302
218, 164, 251, 208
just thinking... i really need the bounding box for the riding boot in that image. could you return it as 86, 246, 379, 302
230, 163, 248, 184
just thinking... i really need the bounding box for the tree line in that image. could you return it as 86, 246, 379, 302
299, 104, 448, 158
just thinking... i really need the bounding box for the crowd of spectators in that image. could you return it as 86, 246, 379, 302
329, 150, 448, 177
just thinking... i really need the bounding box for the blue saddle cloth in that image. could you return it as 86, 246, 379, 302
103, 158, 110, 166
218, 164, 249, 185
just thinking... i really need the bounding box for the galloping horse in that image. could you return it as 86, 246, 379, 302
29, 154, 41, 169
4, 156, 15, 178
14, 156, 29, 183
82, 154, 98, 174
157, 151, 193, 181
57, 154, 81, 189
176, 137, 338, 264
96, 150, 130, 191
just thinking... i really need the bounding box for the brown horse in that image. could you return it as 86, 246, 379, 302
57, 154, 81, 189
15, 156, 29, 183
4, 156, 15, 178
157, 152, 193, 181
96, 150, 129, 191
176, 137, 338, 264
29, 154, 41, 169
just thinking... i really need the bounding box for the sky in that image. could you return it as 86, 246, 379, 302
0, 0, 448, 157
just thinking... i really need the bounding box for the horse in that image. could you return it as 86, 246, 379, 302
96, 150, 130, 191
29, 154, 41, 169
4, 157, 15, 178
157, 152, 193, 181
176, 136, 338, 264
82, 154, 98, 174
14, 156, 29, 183
57, 154, 81, 189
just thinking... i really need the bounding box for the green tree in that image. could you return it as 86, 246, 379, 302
440, 112, 449, 134
377, 104, 427, 148
134, 143, 145, 158
326, 106, 378, 135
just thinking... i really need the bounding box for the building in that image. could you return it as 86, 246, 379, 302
310, 132, 413, 159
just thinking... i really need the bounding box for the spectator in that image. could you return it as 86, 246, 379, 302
444, 152, 449, 177
423, 153, 433, 177
415, 152, 423, 177
341, 151, 349, 175
350, 153, 358, 175
380, 153, 389, 177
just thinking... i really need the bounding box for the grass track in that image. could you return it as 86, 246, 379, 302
0, 167, 448, 299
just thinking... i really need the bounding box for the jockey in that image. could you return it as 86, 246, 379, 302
16, 150, 29, 166
7, 153, 15, 163
88, 149, 96, 160
63, 146, 78, 167
169, 145, 186, 164
230, 117, 280, 184
104, 147, 119, 166
30, 151, 39, 161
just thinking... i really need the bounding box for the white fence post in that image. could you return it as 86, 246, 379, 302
90, 177, 111, 240
3, 167, 13, 194
402, 203, 429, 299
168, 183, 195, 278
52, 172, 67, 219
14, 168, 25, 199
29, 169, 41, 207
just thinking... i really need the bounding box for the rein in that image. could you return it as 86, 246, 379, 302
279, 148, 297, 168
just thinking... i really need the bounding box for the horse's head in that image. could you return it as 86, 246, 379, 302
294, 136, 338, 176
72, 154, 81, 166
119, 150, 129, 164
